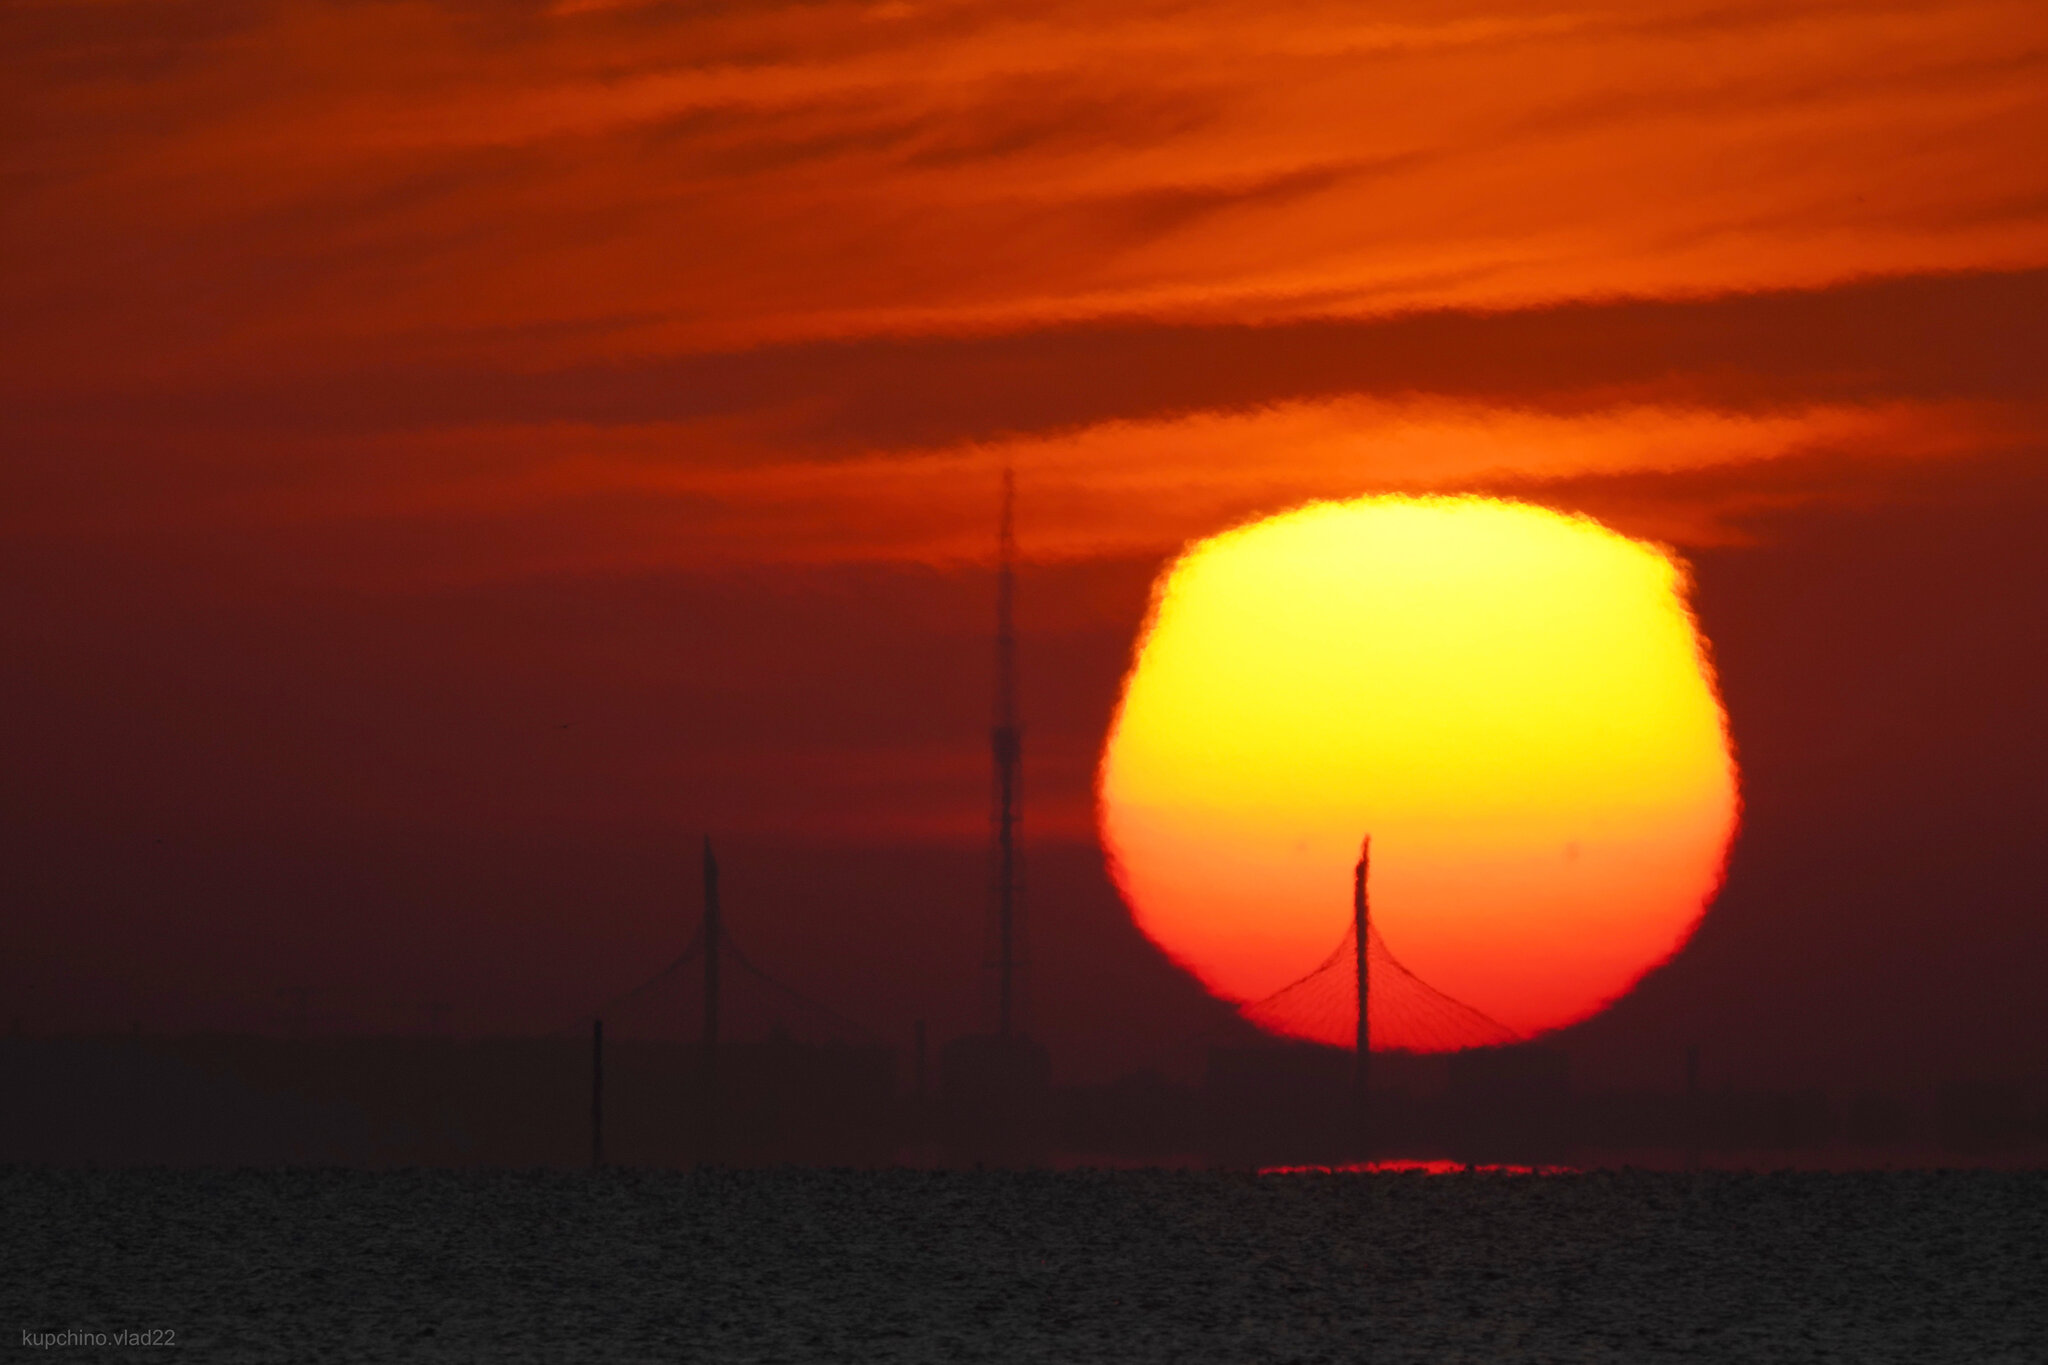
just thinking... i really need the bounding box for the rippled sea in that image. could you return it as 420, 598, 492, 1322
7, 1168, 2043, 1362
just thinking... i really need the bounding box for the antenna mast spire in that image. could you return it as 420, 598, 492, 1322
701, 836, 722, 1157
993, 465, 1021, 1038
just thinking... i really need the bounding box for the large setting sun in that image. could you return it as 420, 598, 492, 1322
1098, 496, 1739, 1046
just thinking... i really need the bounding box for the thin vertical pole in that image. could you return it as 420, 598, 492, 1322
591, 1017, 605, 1169
992, 465, 1021, 1039
914, 1019, 928, 1101
702, 836, 722, 1160
1353, 837, 1371, 1105
1685, 1043, 1701, 1173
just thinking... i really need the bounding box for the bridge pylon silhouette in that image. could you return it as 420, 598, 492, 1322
573, 838, 892, 1166
1239, 845, 1522, 1058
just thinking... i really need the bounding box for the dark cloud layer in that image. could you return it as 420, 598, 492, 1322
11, 268, 2041, 444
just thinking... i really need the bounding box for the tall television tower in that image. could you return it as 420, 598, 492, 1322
936, 466, 1049, 1163
992, 465, 1022, 1038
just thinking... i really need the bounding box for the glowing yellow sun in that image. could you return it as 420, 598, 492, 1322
1097, 496, 1738, 1045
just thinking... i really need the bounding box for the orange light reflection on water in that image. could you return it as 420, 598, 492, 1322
1259, 1160, 1581, 1176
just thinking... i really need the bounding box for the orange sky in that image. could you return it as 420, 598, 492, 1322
6, 0, 2046, 588
9, 0, 2045, 367
1, 0, 2044, 1075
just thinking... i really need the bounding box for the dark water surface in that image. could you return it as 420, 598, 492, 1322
6, 1168, 2043, 1362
